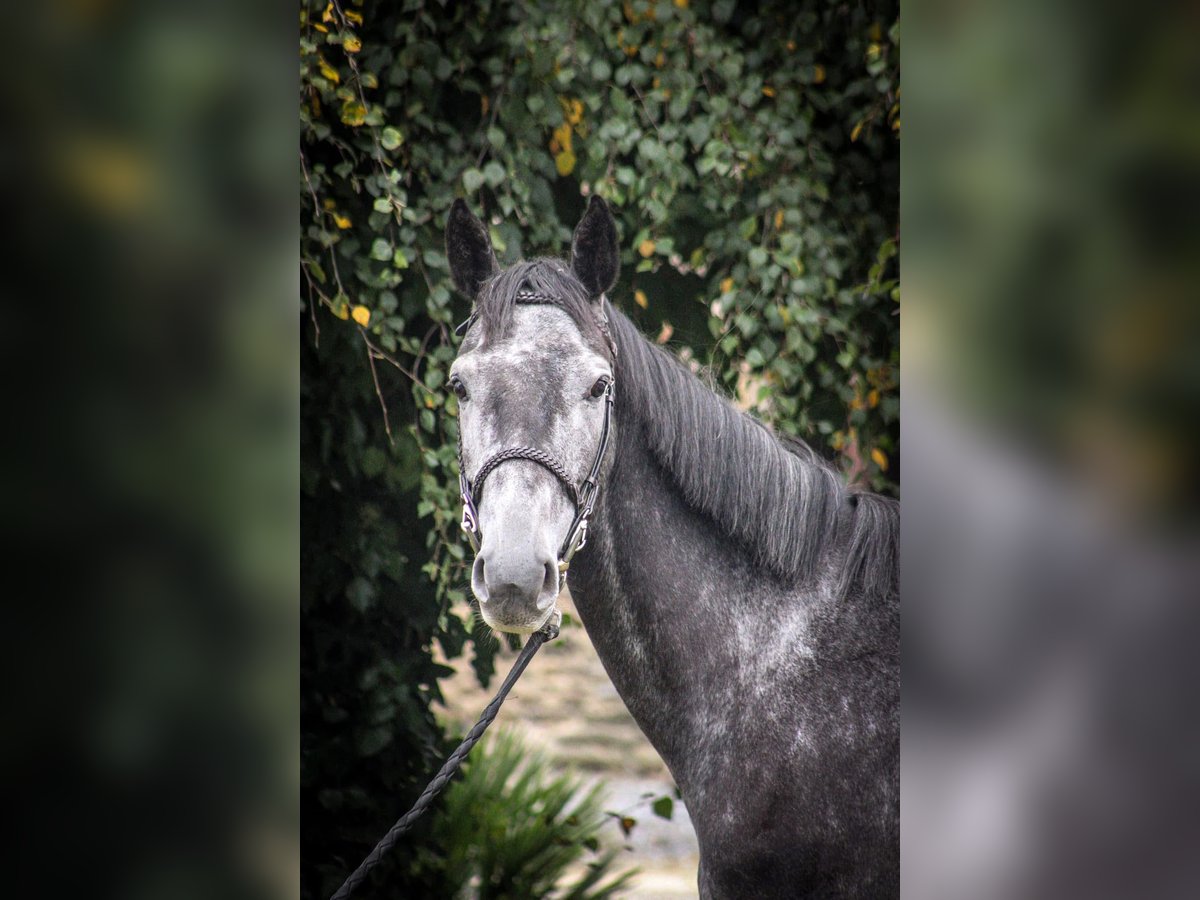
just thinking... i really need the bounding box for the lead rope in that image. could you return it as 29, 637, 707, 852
331, 351, 611, 898
329, 611, 561, 900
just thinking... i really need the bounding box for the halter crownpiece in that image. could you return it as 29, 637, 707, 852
458, 378, 613, 592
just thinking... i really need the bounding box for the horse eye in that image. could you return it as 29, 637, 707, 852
589, 376, 610, 399
450, 377, 468, 401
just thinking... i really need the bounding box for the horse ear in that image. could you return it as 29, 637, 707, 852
446, 199, 499, 301
571, 196, 620, 299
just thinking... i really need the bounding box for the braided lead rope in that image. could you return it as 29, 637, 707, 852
472, 447, 580, 506
330, 613, 561, 899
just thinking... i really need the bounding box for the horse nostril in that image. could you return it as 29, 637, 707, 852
471, 554, 489, 604
541, 561, 559, 604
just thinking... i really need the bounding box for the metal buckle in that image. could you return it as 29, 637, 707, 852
460, 501, 480, 554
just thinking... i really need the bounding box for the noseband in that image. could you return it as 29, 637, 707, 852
456, 291, 615, 590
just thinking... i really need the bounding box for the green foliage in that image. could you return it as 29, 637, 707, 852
301, 1, 897, 895
651, 795, 674, 820
420, 730, 637, 899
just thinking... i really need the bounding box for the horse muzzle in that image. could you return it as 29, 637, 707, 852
471, 547, 560, 633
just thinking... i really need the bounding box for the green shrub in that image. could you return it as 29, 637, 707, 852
421, 730, 637, 899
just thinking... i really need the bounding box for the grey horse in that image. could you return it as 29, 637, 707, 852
446, 197, 898, 899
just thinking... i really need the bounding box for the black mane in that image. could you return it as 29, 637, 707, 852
609, 311, 897, 596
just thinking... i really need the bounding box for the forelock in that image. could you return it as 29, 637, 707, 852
470, 258, 615, 361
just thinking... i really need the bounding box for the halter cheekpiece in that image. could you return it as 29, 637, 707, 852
455, 290, 615, 592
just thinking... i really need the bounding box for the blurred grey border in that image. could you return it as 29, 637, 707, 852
904, 0, 1200, 897
1, 2, 297, 898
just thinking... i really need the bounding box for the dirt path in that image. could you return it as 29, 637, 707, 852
435, 590, 700, 898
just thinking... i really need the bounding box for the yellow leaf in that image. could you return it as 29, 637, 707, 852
773, 209, 784, 229
850, 120, 864, 142
322, 2, 335, 23
762, 85, 776, 98
343, 35, 361, 53
868, 389, 879, 408
313, 23, 327, 33
655, 51, 665, 68
625, 44, 639, 58
561, 97, 583, 126
656, 321, 674, 343
344, 9, 363, 25
554, 149, 576, 176
634, 289, 648, 309
341, 100, 366, 126
674, 0, 688, 7
322, 197, 336, 211
720, 277, 733, 294
552, 122, 573, 154
786, 40, 796, 52
813, 64, 826, 84
481, 95, 489, 116
638, 239, 656, 258
318, 58, 340, 84
332, 213, 351, 229
871, 448, 888, 471
333, 300, 350, 320
831, 430, 845, 451
351, 305, 371, 326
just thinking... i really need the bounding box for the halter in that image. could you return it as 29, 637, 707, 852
456, 290, 615, 591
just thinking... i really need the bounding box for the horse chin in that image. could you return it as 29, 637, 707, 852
478, 601, 556, 636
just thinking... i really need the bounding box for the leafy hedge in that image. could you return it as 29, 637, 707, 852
301, 0, 897, 895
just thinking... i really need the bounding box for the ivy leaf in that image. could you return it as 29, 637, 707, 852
462, 168, 485, 193
347, 577, 375, 612
651, 796, 674, 820
380, 127, 404, 150
483, 161, 506, 187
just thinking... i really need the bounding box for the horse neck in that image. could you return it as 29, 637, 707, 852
565, 331, 831, 781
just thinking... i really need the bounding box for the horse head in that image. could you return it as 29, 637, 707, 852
445, 196, 620, 633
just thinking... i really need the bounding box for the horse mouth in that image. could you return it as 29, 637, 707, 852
479, 602, 557, 635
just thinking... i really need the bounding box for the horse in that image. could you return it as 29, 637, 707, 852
444, 196, 899, 899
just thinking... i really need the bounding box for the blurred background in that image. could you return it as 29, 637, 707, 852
1, 2, 297, 899
903, 0, 1200, 897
